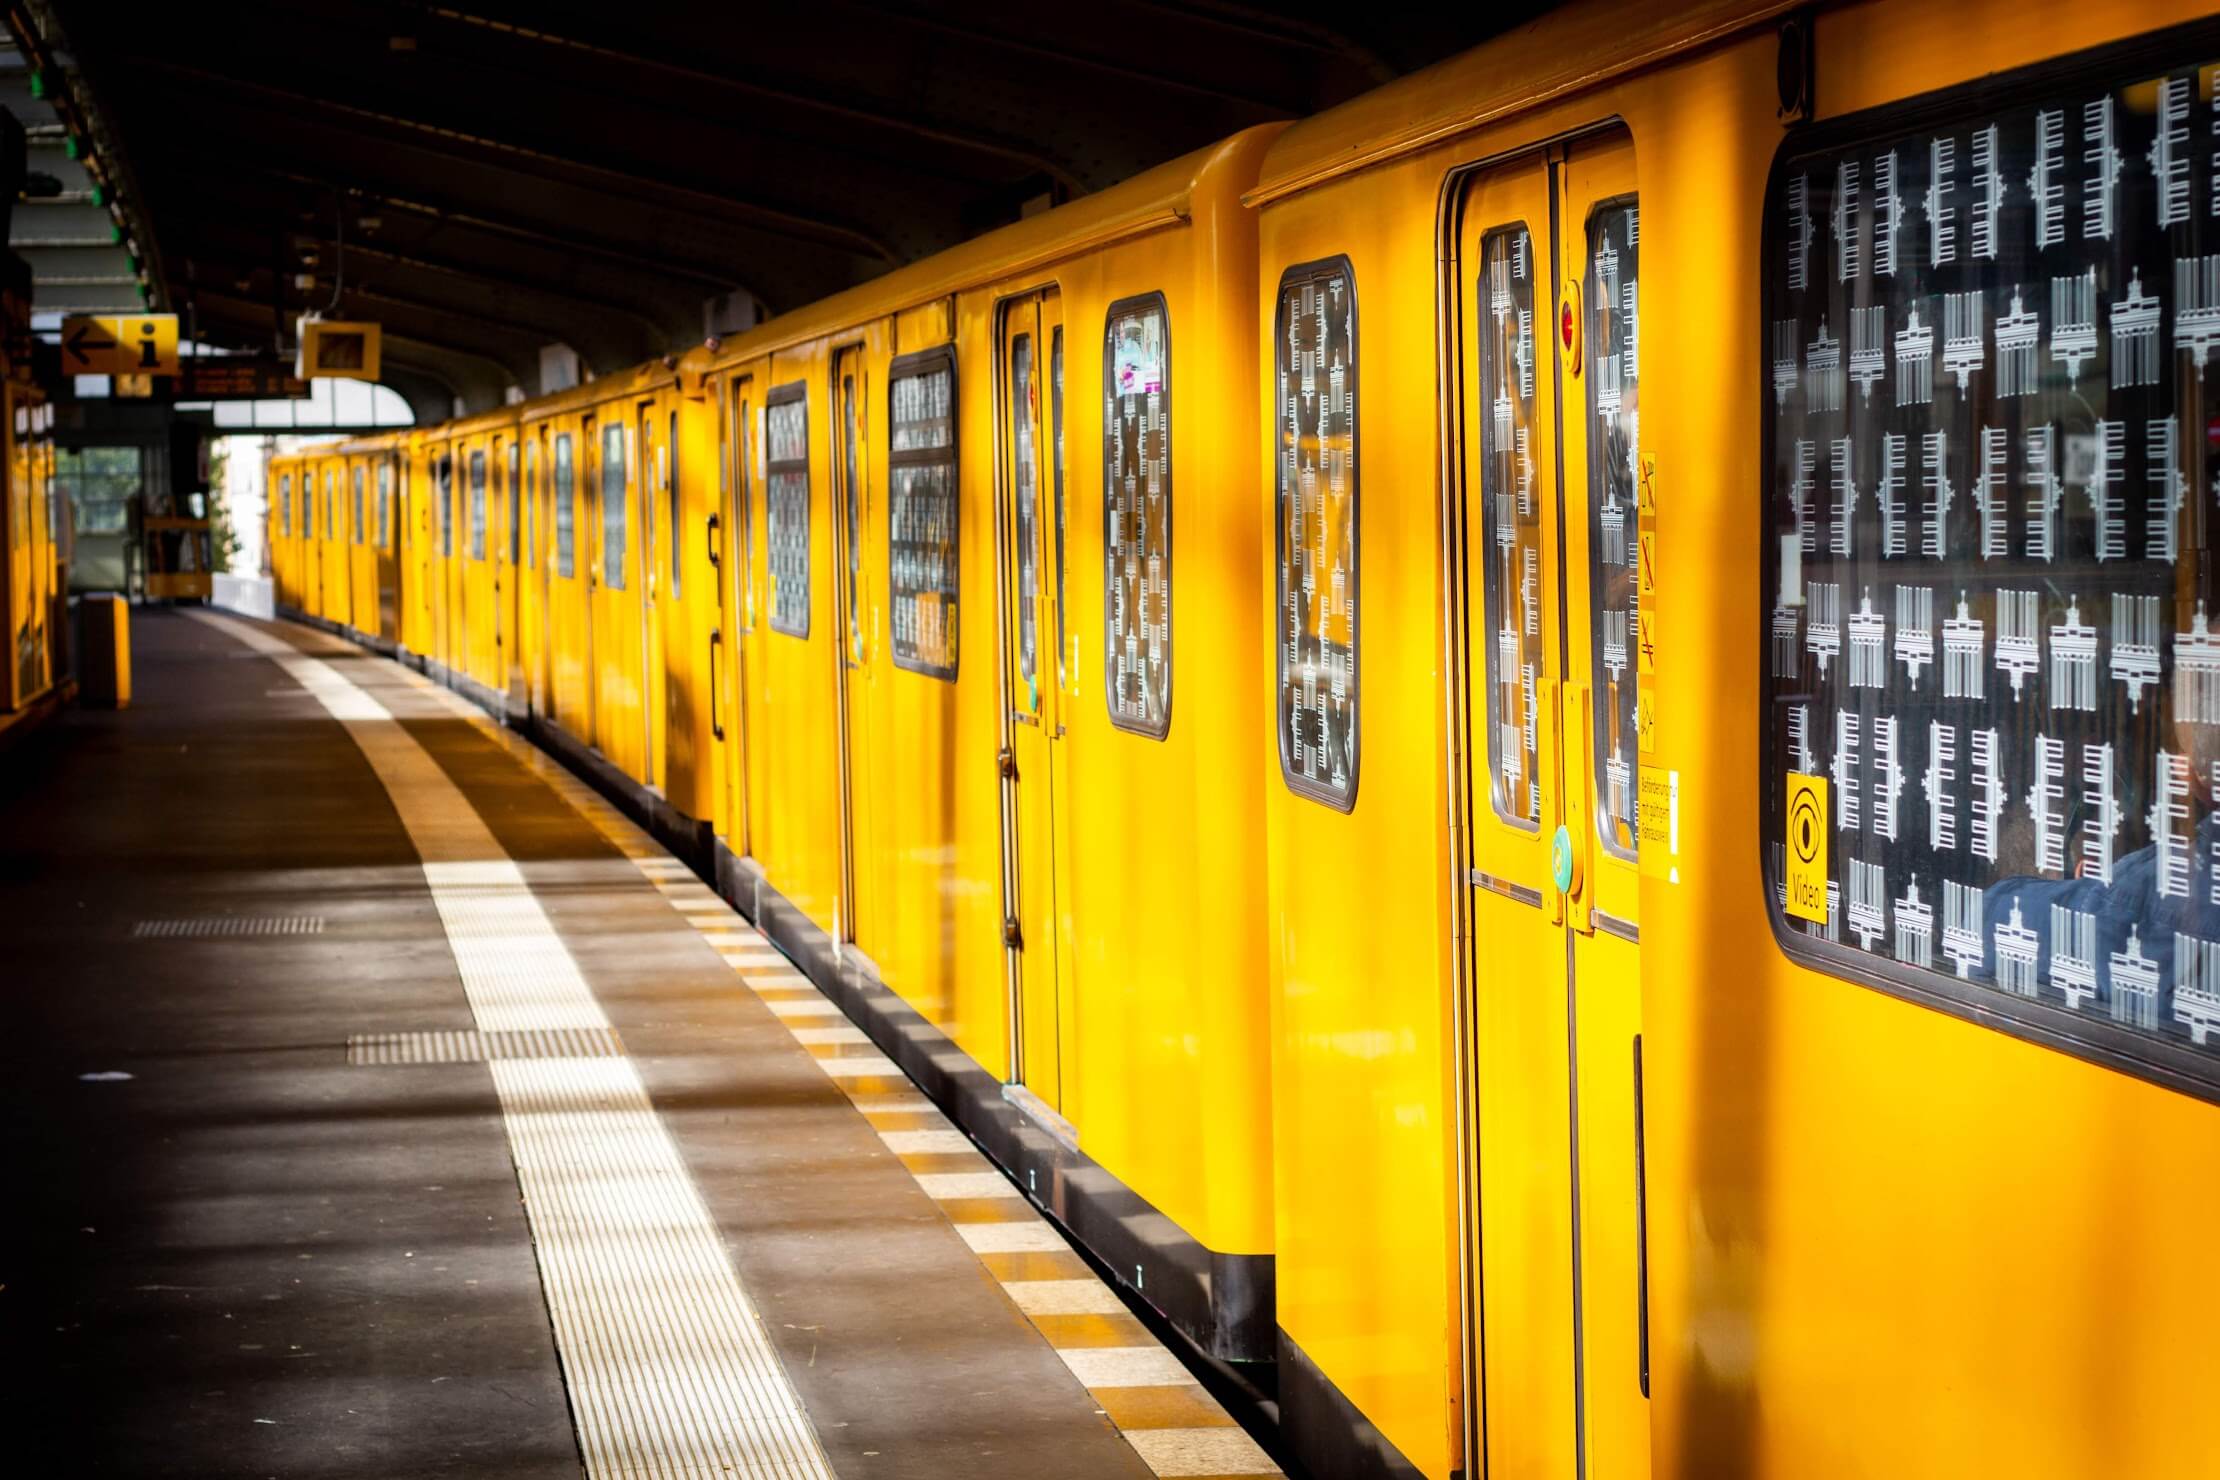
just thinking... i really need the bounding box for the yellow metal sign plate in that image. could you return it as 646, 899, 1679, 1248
62, 314, 179, 377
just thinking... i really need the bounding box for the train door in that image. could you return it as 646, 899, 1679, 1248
637, 397, 665, 789
593, 410, 635, 763
521, 433, 543, 716
714, 375, 754, 850
376, 457, 399, 639
503, 437, 524, 706
1456, 134, 1647, 1480
996, 291, 1073, 1106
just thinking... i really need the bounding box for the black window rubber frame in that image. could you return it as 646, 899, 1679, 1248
1273, 254, 1361, 813
1756, 14, 2220, 1107
886, 343, 960, 682
1101, 290, 1172, 740
766, 379, 812, 640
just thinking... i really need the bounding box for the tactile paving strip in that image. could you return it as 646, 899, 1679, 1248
195, 612, 835, 1480
346, 1027, 626, 1065
396, 661, 1285, 1479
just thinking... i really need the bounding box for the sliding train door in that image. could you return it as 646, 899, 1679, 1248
375, 456, 399, 641
997, 290, 1073, 1106
714, 374, 754, 850
1457, 133, 1649, 1480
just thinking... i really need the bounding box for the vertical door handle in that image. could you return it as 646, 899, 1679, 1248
709, 629, 725, 741
1542, 677, 1565, 926
706, 512, 722, 572
1566, 682, 1595, 924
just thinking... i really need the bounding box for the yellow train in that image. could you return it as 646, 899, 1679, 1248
270, 2, 2220, 1475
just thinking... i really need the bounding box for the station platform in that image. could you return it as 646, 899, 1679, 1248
0, 609, 1282, 1480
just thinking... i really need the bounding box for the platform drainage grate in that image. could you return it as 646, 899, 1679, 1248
133, 916, 326, 939
348, 1027, 627, 1066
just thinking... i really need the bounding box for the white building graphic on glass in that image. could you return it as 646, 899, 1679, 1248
2176, 603, 2220, 725
2180, 933, 2220, 1045
1971, 727, 2006, 863
1977, 425, 2009, 558
1848, 589, 1886, 689
1875, 148, 1904, 277
2083, 96, 2120, 242
2050, 269, 2097, 383
2112, 592, 2161, 713
2029, 109, 2066, 248
1994, 899, 2039, 997
1926, 719, 1958, 852
1922, 430, 1952, 558
1897, 305, 1936, 405
2146, 416, 2183, 564
1848, 858, 1887, 949
1995, 588, 2041, 698
2149, 76, 2192, 228
1942, 290, 1985, 392
1895, 877, 1935, 968
1927, 136, 1958, 266
2049, 904, 2098, 1011
1894, 585, 1934, 689
1943, 592, 1985, 699
1943, 879, 1984, 978
2150, 749, 2194, 900
1880, 432, 1909, 556
1850, 304, 1888, 402
2111, 269, 2163, 388
1807, 581, 1841, 678
2029, 734, 2068, 874
1832, 709, 1861, 830
2047, 596, 2097, 711
2175, 254, 2220, 377
1875, 715, 1905, 842
2110, 925, 2160, 1030
1786, 174, 1814, 292
2090, 419, 2126, 561
1995, 288, 2039, 397
2081, 742, 2122, 886
1833, 159, 1861, 281
1771, 319, 1800, 409
1830, 437, 1858, 558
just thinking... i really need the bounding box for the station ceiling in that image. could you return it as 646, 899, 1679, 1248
25, 1, 1558, 416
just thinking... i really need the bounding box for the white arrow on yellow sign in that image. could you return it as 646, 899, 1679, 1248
61, 314, 179, 377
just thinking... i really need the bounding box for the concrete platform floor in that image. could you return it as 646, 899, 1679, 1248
0, 609, 1277, 1479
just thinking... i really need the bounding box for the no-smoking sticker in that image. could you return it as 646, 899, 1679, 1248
1784, 772, 1829, 923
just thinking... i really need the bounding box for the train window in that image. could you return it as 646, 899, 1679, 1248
1480, 227, 1543, 827
524, 438, 537, 570
438, 457, 453, 558
766, 384, 810, 638
731, 385, 754, 632
469, 449, 488, 562
667, 409, 680, 598
1761, 46, 2220, 1089
1275, 258, 1360, 810
1104, 294, 1170, 738
1052, 326, 1067, 687
377, 462, 392, 550
601, 422, 627, 591
888, 347, 958, 679
279, 474, 291, 537
352, 466, 365, 545
554, 434, 575, 579
1012, 334, 1040, 696
508, 442, 521, 569
842, 374, 860, 661
324, 469, 335, 542
1587, 199, 1641, 860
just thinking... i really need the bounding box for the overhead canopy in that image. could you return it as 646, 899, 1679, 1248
17, 1, 1556, 417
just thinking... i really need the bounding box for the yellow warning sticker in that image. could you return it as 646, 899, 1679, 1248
1638, 764, 1679, 882
1636, 608, 1658, 674
1784, 772, 1830, 923
1638, 530, 1658, 598
1636, 689, 1658, 756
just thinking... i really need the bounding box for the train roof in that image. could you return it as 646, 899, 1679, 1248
1246, 0, 1796, 207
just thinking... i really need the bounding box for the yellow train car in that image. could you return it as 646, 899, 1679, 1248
263, 5, 2220, 1473
2, 383, 57, 720
693, 123, 1283, 1360
1254, 2, 2220, 1477
267, 458, 295, 610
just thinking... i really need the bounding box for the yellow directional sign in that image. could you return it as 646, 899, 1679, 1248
1784, 772, 1830, 923
61, 314, 178, 377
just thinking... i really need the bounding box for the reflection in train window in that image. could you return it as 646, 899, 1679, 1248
1104, 295, 1170, 738
888, 349, 958, 679
766, 386, 811, 638
1760, 57, 2220, 1084
601, 424, 627, 591
1275, 258, 1359, 810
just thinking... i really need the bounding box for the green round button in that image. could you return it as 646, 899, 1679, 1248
1551, 825, 1574, 893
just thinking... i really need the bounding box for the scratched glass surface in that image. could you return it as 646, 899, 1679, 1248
1277, 264, 1359, 808
555, 435, 575, 579
1590, 200, 1643, 860
1761, 60, 2220, 1058
766, 393, 810, 638
1481, 226, 1545, 828
599, 425, 625, 591
889, 362, 957, 678
1012, 335, 1040, 707
1105, 300, 1170, 737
